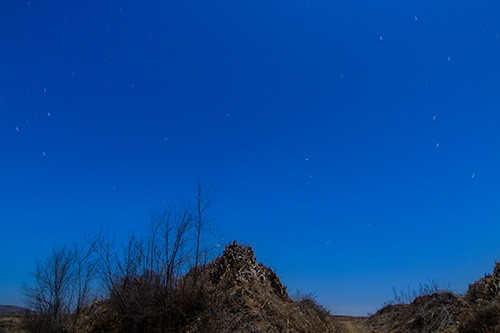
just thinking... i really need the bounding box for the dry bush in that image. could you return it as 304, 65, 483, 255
93, 210, 202, 332
71, 269, 210, 332
107, 273, 169, 331
458, 298, 500, 333
19, 310, 67, 333
368, 262, 500, 333
367, 292, 471, 333
295, 294, 335, 329
69, 301, 119, 333
458, 262, 500, 333
465, 262, 500, 306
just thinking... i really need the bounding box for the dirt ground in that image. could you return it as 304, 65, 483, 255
335, 316, 373, 333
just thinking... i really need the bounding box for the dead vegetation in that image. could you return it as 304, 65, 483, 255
16, 186, 500, 332
457, 262, 500, 333
17, 244, 500, 333
183, 242, 341, 333
366, 292, 471, 333
21, 185, 343, 332
0, 314, 26, 333
365, 261, 500, 333
70, 242, 342, 333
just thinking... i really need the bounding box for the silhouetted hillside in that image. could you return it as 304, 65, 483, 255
0, 305, 25, 314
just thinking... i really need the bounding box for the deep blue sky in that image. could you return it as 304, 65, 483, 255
1, 0, 500, 315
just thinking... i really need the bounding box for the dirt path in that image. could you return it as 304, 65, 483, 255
335, 316, 372, 333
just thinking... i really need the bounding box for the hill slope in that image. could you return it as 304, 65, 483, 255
0, 305, 25, 314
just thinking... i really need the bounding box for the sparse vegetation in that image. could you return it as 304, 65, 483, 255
22, 245, 97, 332
89, 206, 210, 332
365, 263, 500, 333
368, 291, 470, 333
20, 185, 342, 332
390, 279, 447, 305
67, 241, 342, 332
0, 313, 25, 333
457, 262, 500, 333
16, 230, 500, 333
22, 184, 217, 332
16, 188, 500, 332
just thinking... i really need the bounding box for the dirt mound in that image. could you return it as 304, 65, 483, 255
367, 292, 471, 333
206, 242, 288, 299
184, 241, 342, 332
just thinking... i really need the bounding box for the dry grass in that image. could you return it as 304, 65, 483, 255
457, 262, 500, 333
367, 292, 470, 333
366, 262, 500, 333
0, 314, 26, 333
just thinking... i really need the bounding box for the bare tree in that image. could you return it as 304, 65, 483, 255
74, 237, 99, 314
193, 178, 214, 282
96, 236, 118, 297
165, 208, 192, 288
23, 181, 216, 331
96, 234, 143, 316
23, 236, 101, 331
92, 206, 198, 331
23, 246, 76, 330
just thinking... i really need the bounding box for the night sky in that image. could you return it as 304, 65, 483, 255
1, 0, 500, 315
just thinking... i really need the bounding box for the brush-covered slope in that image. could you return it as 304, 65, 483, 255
74, 242, 342, 333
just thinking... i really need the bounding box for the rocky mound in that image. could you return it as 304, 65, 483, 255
206, 242, 289, 300
184, 241, 342, 332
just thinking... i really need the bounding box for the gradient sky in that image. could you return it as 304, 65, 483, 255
1, 0, 500, 315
